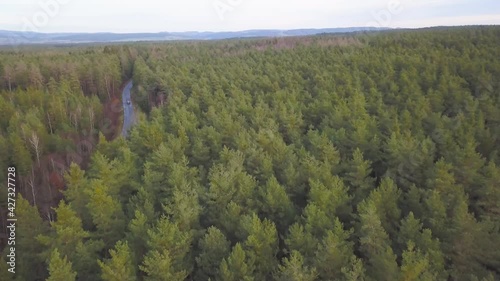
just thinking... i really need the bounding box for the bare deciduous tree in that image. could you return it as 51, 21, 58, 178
28, 167, 36, 206
29, 131, 41, 166
47, 111, 54, 134
3, 64, 13, 92
104, 75, 111, 99
71, 105, 82, 130
29, 64, 44, 89
89, 107, 95, 133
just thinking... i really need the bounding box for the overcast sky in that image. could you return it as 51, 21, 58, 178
1, 0, 500, 33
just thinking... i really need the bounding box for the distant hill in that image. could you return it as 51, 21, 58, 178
0, 27, 389, 45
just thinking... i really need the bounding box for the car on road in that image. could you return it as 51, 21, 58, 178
126, 99, 131, 105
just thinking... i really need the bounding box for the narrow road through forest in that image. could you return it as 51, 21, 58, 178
121, 80, 135, 137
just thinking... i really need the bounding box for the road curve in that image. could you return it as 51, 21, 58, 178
121, 80, 135, 137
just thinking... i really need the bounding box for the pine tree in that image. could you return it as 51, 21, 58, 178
397, 212, 445, 277
37, 201, 103, 281
98, 241, 136, 281
313, 218, 355, 280
384, 132, 435, 190
307, 176, 351, 226
274, 251, 317, 281
205, 149, 257, 231
451, 136, 485, 201
358, 200, 399, 281
195, 227, 231, 281
257, 176, 296, 233
63, 163, 92, 228
345, 148, 376, 206
37, 201, 90, 260
240, 213, 279, 280
16, 195, 50, 280
9, 134, 32, 176
400, 241, 437, 281
140, 251, 187, 281
365, 177, 402, 238
126, 210, 150, 262
161, 157, 202, 231
86, 179, 126, 245
219, 243, 254, 281
477, 161, 500, 222
285, 222, 319, 265
46, 249, 77, 281
144, 216, 193, 276
340, 256, 366, 281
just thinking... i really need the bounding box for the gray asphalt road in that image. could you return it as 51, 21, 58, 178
121, 80, 135, 137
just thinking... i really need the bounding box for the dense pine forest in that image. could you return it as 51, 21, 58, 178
1, 26, 500, 280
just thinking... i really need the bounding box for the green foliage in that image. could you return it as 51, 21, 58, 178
397, 212, 446, 278
37, 201, 103, 280
205, 148, 257, 232
143, 216, 193, 277
16, 195, 50, 280
285, 223, 319, 265
86, 179, 126, 245
477, 161, 500, 222
46, 249, 77, 281
400, 242, 437, 281
219, 243, 254, 281
2, 26, 500, 281
341, 256, 366, 281
257, 176, 296, 233
239, 213, 279, 279
126, 210, 150, 261
63, 163, 92, 228
195, 227, 231, 281
140, 251, 187, 281
37, 201, 90, 259
358, 200, 400, 281
98, 241, 136, 281
365, 177, 402, 237
345, 148, 376, 205
313, 219, 355, 280
274, 251, 317, 281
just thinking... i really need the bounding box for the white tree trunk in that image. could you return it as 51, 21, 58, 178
47, 112, 53, 134
29, 131, 41, 166
89, 107, 95, 133
104, 76, 111, 99
29, 167, 36, 206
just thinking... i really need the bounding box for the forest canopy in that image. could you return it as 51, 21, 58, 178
0, 26, 500, 281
